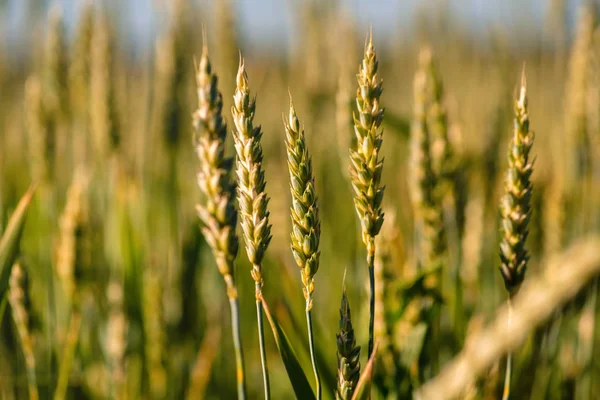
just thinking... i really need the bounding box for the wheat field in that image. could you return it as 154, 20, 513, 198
0, 0, 600, 399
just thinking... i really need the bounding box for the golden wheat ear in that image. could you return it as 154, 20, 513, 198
192, 45, 246, 399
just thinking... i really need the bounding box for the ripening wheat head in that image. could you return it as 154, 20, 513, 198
232, 58, 272, 297
350, 33, 385, 252
336, 287, 361, 400
193, 46, 239, 297
499, 73, 534, 295
284, 98, 321, 308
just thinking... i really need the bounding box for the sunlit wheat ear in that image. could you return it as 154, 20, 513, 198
350, 32, 385, 251
56, 170, 91, 307
350, 30, 385, 359
336, 283, 361, 400
54, 170, 91, 400
232, 57, 272, 296
231, 57, 272, 399
193, 47, 239, 297
284, 96, 322, 398
498, 71, 535, 400
9, 263, 39, 400
499, 73, 534, 296
284, 98, 321, 308
192, 44, 246, 399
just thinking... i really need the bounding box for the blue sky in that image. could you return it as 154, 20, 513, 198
0, 0, 588, 52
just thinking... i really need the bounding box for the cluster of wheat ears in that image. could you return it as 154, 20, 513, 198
3, 1, 600, 399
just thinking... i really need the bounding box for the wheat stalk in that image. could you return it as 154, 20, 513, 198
9, 263, 39, 400
44, 6, 69, 124
106, 280, 128, 400
90, 10, 120, 160
69, 0, 94, 165
416, 236, 600, 400
349, 30, 385, 359
284, 96, 322, 399
410, 48, 447, 376
231, 56, 272, 399
143, 268, 167, 399
54, 170, 90, 400
498, 71, 534, 400
26, 76, 52, 184
193, 44, 246, 399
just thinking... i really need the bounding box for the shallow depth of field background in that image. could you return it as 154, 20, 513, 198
0, 0, 599, 399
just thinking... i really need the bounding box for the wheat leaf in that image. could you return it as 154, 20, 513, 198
262, 298, 316, 400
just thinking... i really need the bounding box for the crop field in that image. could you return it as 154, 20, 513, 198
0, 0, 600, 399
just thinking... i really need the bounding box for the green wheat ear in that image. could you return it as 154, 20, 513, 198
336, 280, 361, 400
499, 72, 534, 296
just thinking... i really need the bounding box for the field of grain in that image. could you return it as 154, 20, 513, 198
1, 0, 600, 399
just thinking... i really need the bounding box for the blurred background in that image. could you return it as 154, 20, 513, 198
0, 0, 599, 399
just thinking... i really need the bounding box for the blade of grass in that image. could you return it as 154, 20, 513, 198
351, 342, 379, 400
0, 184, 37, 320
262, 298, 316, 400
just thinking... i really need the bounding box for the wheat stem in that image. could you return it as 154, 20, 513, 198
350, 31, 385, 361
193, 44, 246, 399
306, 300, 322, 399
367, 238, 375, 357
502, 299, 513, 400
229, 293, 247, 400
255, 287, 271, 399
284, 97, 322, 399
53, 310, 82, 400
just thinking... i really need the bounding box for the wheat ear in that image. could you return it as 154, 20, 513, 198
336, 281, 361, 400
193, 44, 246, 400
350, 30, 385, 359
232, 56, 272, 399
499, 71, 534, 400
284, 97, 322, 399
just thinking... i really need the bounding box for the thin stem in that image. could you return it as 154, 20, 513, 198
255, 281, 271, 400
367, 238, 376, 358
228, 295, 247, 400
12, 314, 39, 400
306, 299, 321, 399
502, 298, 513, 400
54, 309, 82, 400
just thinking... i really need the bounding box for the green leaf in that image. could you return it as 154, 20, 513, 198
262, 298, 316, 400
0, 185, 36, 320
351, 342, 379, 400
399, 322, 428, 369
